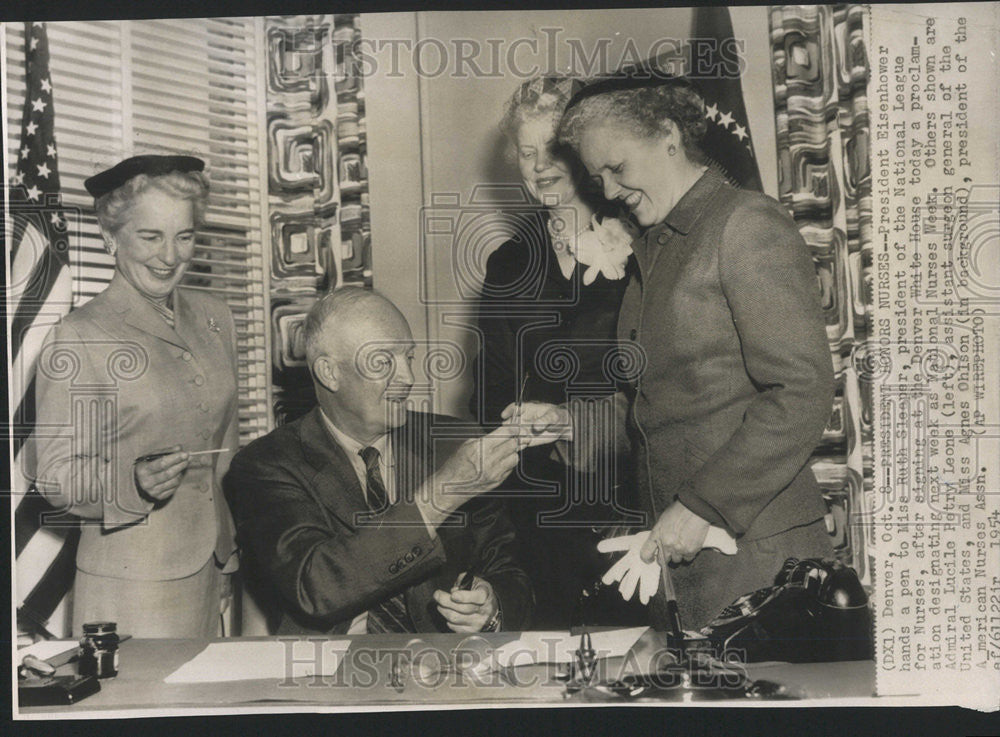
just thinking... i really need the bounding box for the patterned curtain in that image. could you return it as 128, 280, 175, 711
769, 5, 873, 584
264, 14, 373, 427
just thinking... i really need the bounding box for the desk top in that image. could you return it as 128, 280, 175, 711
18, 631, 876, 714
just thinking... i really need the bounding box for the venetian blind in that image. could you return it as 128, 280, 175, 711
5, 19, 272, 443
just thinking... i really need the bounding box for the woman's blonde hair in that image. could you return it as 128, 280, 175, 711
95, 170, 209, 236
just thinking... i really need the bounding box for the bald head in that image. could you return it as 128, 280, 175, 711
304, 288, 416, 443
304, 287, 410, 367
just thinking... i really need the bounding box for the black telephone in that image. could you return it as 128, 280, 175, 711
701, 557, 873, 664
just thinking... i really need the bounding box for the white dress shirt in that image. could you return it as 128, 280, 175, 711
321, 411, 397, 505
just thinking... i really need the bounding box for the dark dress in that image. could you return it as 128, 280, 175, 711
471, 213, 643, 629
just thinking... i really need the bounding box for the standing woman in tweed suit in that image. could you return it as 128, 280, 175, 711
514, 72, 836, 628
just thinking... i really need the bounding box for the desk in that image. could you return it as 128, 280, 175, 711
19, 631, 876, 714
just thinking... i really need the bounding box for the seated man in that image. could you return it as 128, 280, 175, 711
225, 287, 534, 634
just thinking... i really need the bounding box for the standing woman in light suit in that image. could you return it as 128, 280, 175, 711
31, 155, 239, 638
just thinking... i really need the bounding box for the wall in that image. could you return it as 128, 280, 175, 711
365, 8, 778, 417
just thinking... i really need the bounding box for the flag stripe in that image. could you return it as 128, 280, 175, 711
12, 21, 77, 639
18, 527, 79, 614
10, 246, 70, 364
15, 486, 54, 556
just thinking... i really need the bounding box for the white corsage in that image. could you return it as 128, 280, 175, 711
571, 215, 633, 285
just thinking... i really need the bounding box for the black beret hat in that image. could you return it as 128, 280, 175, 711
84, 154, 205, 199
565, 62, 701, 113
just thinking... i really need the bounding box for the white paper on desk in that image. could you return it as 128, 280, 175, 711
494, 627, 647, 668
164, 640, 351, 683
17, 640, 79, 663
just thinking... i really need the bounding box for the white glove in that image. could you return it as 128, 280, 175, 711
597, 527, 738, 604
597, 531, 661, 604
571, 216, 633, 285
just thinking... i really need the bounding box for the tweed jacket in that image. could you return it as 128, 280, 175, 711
617, 168, 834, 541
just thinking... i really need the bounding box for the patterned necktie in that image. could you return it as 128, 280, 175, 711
359, 446, 414, 633
359, 446, 389, 512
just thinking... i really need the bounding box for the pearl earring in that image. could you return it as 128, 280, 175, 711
105, 240, 117, 256
668, 144, 677, 156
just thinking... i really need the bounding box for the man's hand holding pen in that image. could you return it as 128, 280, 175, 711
415, 398, 569, 527
433, 571, 500, 633
415, 426, 521, 527
499, 401, 573, 448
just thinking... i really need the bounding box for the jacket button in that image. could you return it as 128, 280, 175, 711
412, 545, 421, 556
657, 233, 670, 245
182, 351, 192, 362
199, 402, 210, 413
193, 375, 205, 386
629, 328, 637, 340
404, 552, 414, 563
389, 563, 398, 574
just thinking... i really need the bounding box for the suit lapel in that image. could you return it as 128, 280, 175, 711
638, 169, 726, 279
297, 408, 369, 527
173, 288, 206, 357
104, 273, 192, 352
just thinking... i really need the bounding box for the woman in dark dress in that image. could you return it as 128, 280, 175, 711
471, 76, 640, 629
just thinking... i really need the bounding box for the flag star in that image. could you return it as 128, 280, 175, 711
37, 162, 52, 178
30, 36, 39, 51
21, 145, 30, 157
705, 103, 719, 120
25, 120, 38, 136
40, 77, 52, 93
12, 171, 25, 185
733, 124, 748, 141
718, 110, 734, 128
31, 97, 47, 113
51, 212, 65, 228
47, 143, 57, 157
26, 184, 41, 201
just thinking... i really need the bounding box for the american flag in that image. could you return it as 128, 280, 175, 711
8, 21, 78, 640
690, 6, 764, 192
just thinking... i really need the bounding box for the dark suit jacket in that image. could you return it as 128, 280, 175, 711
616, 167, 834, 541
224, 408, 532, 635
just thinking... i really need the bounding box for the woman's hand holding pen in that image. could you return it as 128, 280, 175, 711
134, 445, 190, 502
641, 501, 711, 564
